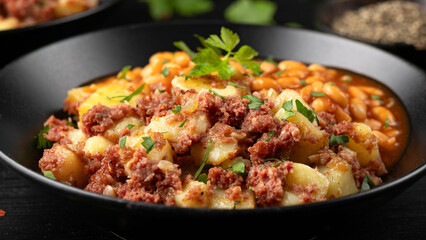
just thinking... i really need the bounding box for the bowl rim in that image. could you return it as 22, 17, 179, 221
0, 0, 122, 36
0, 21, 425, 215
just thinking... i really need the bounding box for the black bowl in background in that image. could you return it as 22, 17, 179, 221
0, 21, 426, 236
0, 0, 122, 68
315, 0, 426, 70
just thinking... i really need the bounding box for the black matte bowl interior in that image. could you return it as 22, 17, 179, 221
0, 0, 122, 68
1, 21, 426, 234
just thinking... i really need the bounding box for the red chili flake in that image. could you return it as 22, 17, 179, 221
0, 209, 5, 217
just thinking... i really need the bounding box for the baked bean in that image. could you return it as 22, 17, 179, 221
373, 130, 397, 150
349, 98, 367, 120
149, 52, 173, 64
251, 77, 281, 91
359, 86, 384, 97
308, 63, 327, 73
335, 106, 352, 122
278, 60, 307, 71
173, 51, 191, 68
364, 118, 382, 130
311, 97, 327, 112
371, 106, 396, 126
347, 86, 368, 101
323, 84, 348, 107
276, 77, 301, 89
305, 76, 325, 84
260, 61, 278, 74
311, 81, 323, 92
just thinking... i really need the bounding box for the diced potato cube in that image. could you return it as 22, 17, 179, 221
78, 81, 143, 120
317, 157, 359, 198
281, 191, 304, 206
0, 17, 20, 31
272, 89, 310, 114
83, 136, 113, 154
54, 0, 89, 18
191, 139, 238, 166
346, 123, 381, 167
66, 129, 86, 152
146, 112, 210, 144
285, 163, 329, 201
41, 144, 87, 188
104, 117, 142, 142
275, 109, 329, 164
209, 188, 256, 209
174, 180, 211, 208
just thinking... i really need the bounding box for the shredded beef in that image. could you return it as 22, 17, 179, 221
114, 148, 182, 205
81, 104, 136, 137
248, 122, 300, 165
246, 161, 294, 207
135, 91, 175, 124
208, 167, 244, 189
43, 115, 75, 145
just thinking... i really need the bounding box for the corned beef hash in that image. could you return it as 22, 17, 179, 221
36, 27, 409, 209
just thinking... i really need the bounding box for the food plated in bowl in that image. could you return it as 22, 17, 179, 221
0, 0, 100, 31
36, 27, 409, 208
0, 22, 425, 225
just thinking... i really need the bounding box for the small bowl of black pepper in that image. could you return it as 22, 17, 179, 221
316, 0, 426, 69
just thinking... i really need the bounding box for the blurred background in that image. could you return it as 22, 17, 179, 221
0, 0, 425, 69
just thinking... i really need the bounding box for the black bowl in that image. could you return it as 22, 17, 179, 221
315, 0, 426, 70
0, 0, 122, 68
1, 21, 425, 235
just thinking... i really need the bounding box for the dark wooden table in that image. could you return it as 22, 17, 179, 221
1, 1, 425, 239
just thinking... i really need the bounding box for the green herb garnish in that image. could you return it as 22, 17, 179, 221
242, 94, 264, 110
295, 99, 320, 125
158, 88, 166, 93
119, 84, 145, 103
119, 135, 127, 149
227, 81, 250, 90
197, 173, 208, 184
360, 174, 376, 192
176, 27, 261, 79
209, 89, 225, 100
194, 138, 213, 180
384, 117, 389, 128
371, 95, 381, 100
342, 75, 352, 83
161, 67, 170, 77
231, 160, 246, 174
171, 105, 181, 113
281, 111, 296, 121
224, 0, 277, 25
35, 125, 53, 150
179, 119, 188, 127
300, 79, 307, 86
141, 136, 156, 154
311, 91, 326, 97
329, 134, 349, 147
118, 65, 131, 80
42, 170, 56, 180
265, 131, 276, 142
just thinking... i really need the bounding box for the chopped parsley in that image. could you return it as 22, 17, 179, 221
342, 75, 352, 83
329, 134, 349, 147
118, 65, 131, 80
158, 88, 166, 93
197, 173, 208, 184
300, 79, 307, 86
119, 84, 145, 103
209, 89, 225, 100
35, 125, 53, 150
311, 91, 326, 97
371, 95, 382, 100
126, 124, 135, 130
227, 81, 250, 90
171, 105, 181, 113
175, 27, 261, 79
194, 138, 213, 180
161, 67, 170, 77
265, 131, 276, 142
295, 99, 320, 125
42, 170, 56, 180
119, 135, 127, 149
360, 174, 376, 192
179, 119, 188, 127
231, 160, 246, 174
141, 136, 156, 154
224, 0, 277, 25
384, 117, 389, 128
242, 94, 264, 110
281, 100, 296, 121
